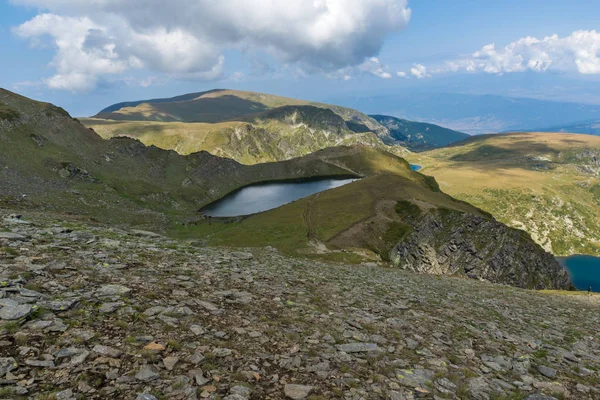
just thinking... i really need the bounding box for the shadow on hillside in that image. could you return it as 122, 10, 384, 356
158, 95, 269, 123
449, 142, 560, 163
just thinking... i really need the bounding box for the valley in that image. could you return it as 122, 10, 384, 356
1, 88, 598, 400
408, 132, 600, 256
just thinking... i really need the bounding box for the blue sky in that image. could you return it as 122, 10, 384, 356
2, 0, 600, 116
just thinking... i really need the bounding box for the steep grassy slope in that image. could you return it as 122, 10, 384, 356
83, 105, 406, 164
0, 89, 397, 225
371, 114, 470, 151
409, 132, 600, 256
180, 150, 569, 289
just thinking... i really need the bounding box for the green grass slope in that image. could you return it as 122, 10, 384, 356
0, 88, 401, 226
409, 132, 600, 256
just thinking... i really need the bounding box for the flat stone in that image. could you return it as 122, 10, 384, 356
98, 284, 132, 296
0, 357, 17, 375
190, 369, 210, 386
0, 299, 19, 308
54, 347, 83, 359
25, 358, 55, 368
135, 365, 159, 382
190, 324, 205, 335
55, 389, 74, 400
162, 356, 179, 371
0, 232, 26, 240
284, 384, 314, 399
143, 306, 167, 316
229, 386, 251, 399
136, 395, 158, 400
99, 302, 124, 313
0, 304, 33, 320
197, 300, 220, 312
538, 365, 557, 378
19, 288, 43, 297
41, 298, 79, 311
27, 320, 53, 330
47, 319, 68, 332
336, 343, 380, 353
93, 345, 122, 358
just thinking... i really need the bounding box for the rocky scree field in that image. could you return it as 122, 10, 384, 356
0, 212, 599, 400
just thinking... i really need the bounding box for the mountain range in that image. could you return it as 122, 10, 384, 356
82, 89, 468, 161
328, 92, 600, 135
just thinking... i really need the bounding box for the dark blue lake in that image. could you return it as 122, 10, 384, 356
410, 164, 422, 171
559, 255, 600, 291
201, 178, 358, 217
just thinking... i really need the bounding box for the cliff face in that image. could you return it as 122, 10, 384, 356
390, 209, 572, 290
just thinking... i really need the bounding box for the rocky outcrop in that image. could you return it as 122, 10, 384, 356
390, 209, 572, 290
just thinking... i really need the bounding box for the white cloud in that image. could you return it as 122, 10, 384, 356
428, 30, 600, 77
11, 0, 411, 91
410, 64, 429, 79
396, 71, 407, 77
358, 57, 392, 78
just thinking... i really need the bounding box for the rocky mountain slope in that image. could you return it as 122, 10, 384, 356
408, 132, 600, 256
0, 212, 597, 400
371, 115, 469, 151
202, 170, 571, 290
0, 89, 572, 291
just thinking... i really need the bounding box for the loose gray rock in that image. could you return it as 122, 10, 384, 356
0, 357, 17, 375
538, 365, 557, 378
98, 284, 132, 296
99, 302, 124, 313
135, 365, 159, 382
336, 343, 380, 353
0, 304, 32, 320
284, 384, 314, 399
93, 345, 122, 358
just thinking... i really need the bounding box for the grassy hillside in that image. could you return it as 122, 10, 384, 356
83, 104, 407, 164
371, 114, 470, 151
89, 89, 481, 163
409, 132, 600, 256
0, 88, 404, 226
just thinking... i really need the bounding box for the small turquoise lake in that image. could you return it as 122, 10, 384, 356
559, 255, 600, 291
410, 164, 422, 171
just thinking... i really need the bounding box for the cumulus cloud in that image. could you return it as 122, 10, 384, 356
410, 64, 429, 79
396, 71, 407, 78
11, 0, 411, 91
428, 30, 600, 77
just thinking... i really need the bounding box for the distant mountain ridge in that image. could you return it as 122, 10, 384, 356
531, 119, 600, 136
370, 114, 469, 151
87, 89, 470, 160
328, 92, 600, 135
